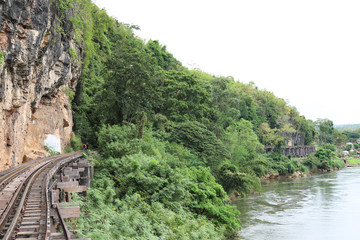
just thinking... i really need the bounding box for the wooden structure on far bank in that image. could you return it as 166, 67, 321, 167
265, 132, 316, 158
265, 145, 316, 158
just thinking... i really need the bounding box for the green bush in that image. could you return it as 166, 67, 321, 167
302, 155, 320, 170
64, 147, 74, 153
65, 135, 83, 153
96, 153, 240, 231
322, 143, 336, 152
216, 162, 261, 195
314, 148, 336, 162
266, 153, 303, 175
332, 159, 346, 169
71, 135, 82, 149
75, 192, 226, 240
169, 121, 230, 168
44, 145, 60, 156
81, 124, 241, 239
97, 124, 140, 158
319, 160, 330, 171
303, 147, 344, 171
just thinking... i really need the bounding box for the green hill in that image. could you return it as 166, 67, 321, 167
56, 0, 346, 239
335, 124, 360, 130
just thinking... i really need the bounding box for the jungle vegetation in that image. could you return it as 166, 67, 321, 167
55, 0, 353, 239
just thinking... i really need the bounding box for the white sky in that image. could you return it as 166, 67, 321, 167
93, 0, 360, 125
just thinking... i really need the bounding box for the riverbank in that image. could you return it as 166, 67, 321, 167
228, 171, 309, 200
228, 157, 348, 200
347, 164, 360, 167
261, 158, 348, 182
345, 157, 360, 167
261, 171, 307, 181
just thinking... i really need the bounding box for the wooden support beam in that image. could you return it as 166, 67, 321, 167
78, 163, 90, 168
62, 175, 70, 182
64, 185, 86, 192
58, 206, 80, 218
52, 189, 59, 203
68, 174, 81, 179
57, 181, 78, 189
77, 159, 88, 164
57, 181, 86, 192
64, 169, 79, 175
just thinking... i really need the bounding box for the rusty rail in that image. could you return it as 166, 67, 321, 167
0, 152, 85, 239
2, 159, 53, 239
45, 153, 83, 239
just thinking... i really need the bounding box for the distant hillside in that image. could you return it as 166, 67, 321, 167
335, 124, 360, 130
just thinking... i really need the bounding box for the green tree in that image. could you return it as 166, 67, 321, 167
258, 122, 284, 146
223, 119, 264, 168
316, 119, 335, 144
216, 162, 262, 195
157, 71, 213, 124
97, 23, 161, 125
169, 121, 230, 168
145, 40, 182, 70
209, 77, 241, 137
333, 130, 348, 146
72, 3, 114, 145
342, 129, 360, 143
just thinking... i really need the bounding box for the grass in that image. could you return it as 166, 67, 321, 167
347, 158, 360, 165
332, 159, 346, 169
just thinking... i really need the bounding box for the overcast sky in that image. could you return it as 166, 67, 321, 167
93, 0, 360, 125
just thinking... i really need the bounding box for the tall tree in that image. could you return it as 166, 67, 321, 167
316, 119, 335, 144
98, 23, 160, 125
156, 71, 213, 124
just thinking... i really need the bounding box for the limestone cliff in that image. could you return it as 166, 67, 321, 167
0, 0, 82, 170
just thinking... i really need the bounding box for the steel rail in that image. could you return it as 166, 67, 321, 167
0, 159, 53, 233
0, 152, 81, 239
45, 153, 82, 239
2, 159, 53, 240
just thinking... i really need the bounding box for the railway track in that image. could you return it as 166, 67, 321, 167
0, 152, 83, 240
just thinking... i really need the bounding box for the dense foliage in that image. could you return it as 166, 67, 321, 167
75, 126, 240, 239
57, 0, 354, 239
303, 146, 345, 171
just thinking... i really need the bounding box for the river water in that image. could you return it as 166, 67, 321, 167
233, 167, 360, 240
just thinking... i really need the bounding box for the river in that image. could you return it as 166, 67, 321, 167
233, 167, 360, 240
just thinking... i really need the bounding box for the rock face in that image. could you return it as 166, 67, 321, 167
0, 0, 81, 170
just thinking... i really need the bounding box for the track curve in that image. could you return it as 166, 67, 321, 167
0, 152, 83, 240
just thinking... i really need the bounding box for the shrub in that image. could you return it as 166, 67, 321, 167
71, 135, 83, 149
332, 159, 346, 169
88, 125, 241, 238
44, 145, 60, 156
75, 192, 226, 240
266, 153, 303, 175
169, 121, 230, 168
302, 155, 320, 170
216, 162, 261, 195
97, 124, 140, 158
318, 160, 330, 171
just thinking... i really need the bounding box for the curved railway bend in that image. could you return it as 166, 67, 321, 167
0, 152, 93, 240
